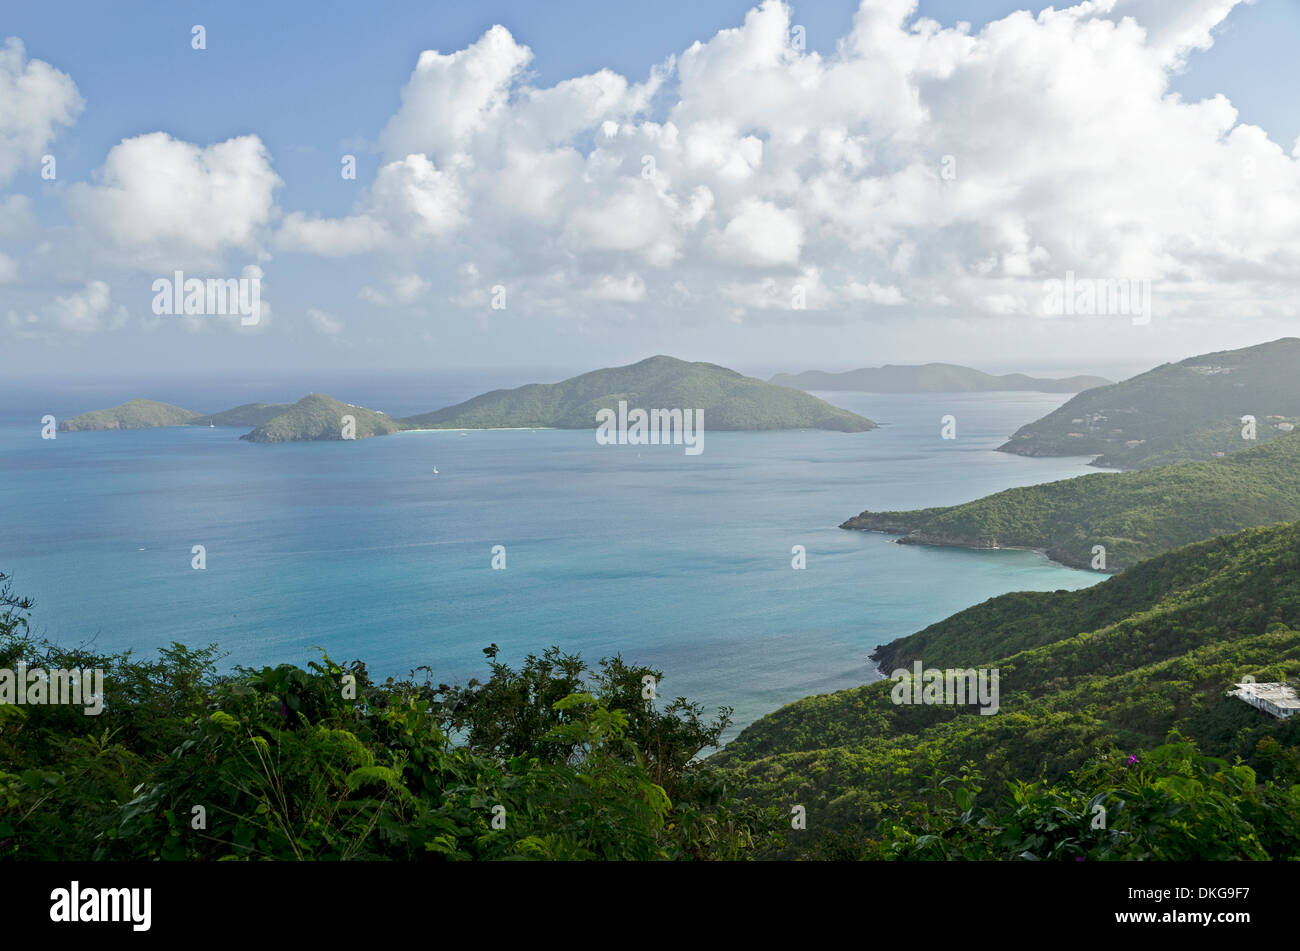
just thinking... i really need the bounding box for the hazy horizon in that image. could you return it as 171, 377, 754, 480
0, 341, 1270, 394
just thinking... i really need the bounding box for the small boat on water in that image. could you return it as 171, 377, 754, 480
432, 466, 439, 474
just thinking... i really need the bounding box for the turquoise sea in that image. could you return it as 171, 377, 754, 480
0, 375, 1103, 738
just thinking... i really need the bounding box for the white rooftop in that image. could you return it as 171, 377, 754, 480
1230, 682, 1300, 710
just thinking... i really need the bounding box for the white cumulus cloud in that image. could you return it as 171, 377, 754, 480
67, 132, 282, 269
0, 37, 83, 183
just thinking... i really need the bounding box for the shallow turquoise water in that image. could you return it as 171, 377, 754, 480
0, 381, 1104, 737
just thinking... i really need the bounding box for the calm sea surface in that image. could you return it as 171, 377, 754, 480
0, 375, 1104, 738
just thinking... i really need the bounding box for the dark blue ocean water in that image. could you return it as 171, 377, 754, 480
0, 375, 1104, 738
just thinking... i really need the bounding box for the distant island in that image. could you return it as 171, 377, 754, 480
57, 355, 876, 442
998, 337, 1300, 469
58, 399, 203, 431
841, 430, 1300, 571
196, 403, 294, 428
241, 394, 401, 443
404, 355, 874, 432
770, 363, 1110, 393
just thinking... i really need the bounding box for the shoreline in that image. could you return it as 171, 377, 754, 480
842, 525, 1104, 573
856, 528, 1111, 677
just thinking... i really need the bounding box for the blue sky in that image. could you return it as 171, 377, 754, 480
9, 0, 1296, 218
3, 0, 1299, 378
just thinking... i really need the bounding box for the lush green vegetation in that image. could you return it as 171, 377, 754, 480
60, 399, 201, 431
771, 363, 1109, 393
816, 736, 1300, 860
998, 337, 1300, 468
842, 431, 1300, 570
715, 520, 1300, 855
242, 394, 401, 442
7, 520, 1300, 860
401, 355, 876, 431
0, 577, 779, 860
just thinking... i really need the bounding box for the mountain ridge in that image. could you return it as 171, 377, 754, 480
771, 362, 1110, 393
997, 338, 1300, 469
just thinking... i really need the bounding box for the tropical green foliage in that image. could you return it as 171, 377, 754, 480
842, 431, 1300, 570
717, 520, 1300, 855
839, 737, 1300, 860
0, 585, 777, 861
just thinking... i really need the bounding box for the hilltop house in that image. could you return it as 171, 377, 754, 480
1227, 682, 1300, 719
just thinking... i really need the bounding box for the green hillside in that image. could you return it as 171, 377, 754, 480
59, 399, 201, 431
841, 432, 1300, 571
241, 394, 401, 442
771, 363, 1109, 393
194, 403, 292, 427
715, 520, 1300, 852
998, 337, 1300, 469
402, 355, 876, 431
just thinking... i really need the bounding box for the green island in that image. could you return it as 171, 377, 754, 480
5, 517, 1300, 860
56, 355, 875, 442
57, 399, 201, 431
241, 394, 401, 443
771, 363, 1110, 393
841, 430, 1300, 571
403, 355, 874, 431
195, 403, 293, 428
998, 337, 1300, 469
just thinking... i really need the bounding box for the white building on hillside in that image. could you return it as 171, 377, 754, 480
1227, 682, 1300, 719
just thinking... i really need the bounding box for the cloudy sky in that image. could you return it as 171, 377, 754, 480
2, 0, 1298, 380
